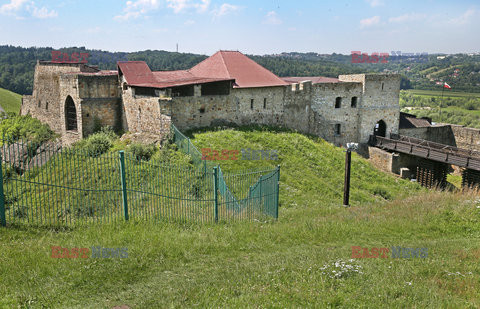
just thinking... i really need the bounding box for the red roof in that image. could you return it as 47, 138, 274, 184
282, 76, 341, 84
189, 51, 289, 88
117, 61, 156, 85
118, 62, 233, 88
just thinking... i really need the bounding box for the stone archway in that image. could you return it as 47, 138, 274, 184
374, 120, 386, 137
65, 96, 78, 131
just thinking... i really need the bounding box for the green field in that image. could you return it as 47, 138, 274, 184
1, 127, 480, 307
0, 87, 22, 114
404, 89, 480, 99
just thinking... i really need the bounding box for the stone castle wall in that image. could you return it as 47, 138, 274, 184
21, 62, 122, 145
121, 83, 171, 135
22, 62, 402, 147
340, 74, 401, 143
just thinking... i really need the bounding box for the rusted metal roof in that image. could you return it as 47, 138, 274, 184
117, 61, 156, 85
117, 62, 233, 89
400, 112, 431, 128
282, 76, 341, 84
189, 51, 289, 88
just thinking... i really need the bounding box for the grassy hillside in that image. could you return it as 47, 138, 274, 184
188, 127, 422, 205
2, 127, 480, 307
0, 87, 21, 114
405, 89, 480, 98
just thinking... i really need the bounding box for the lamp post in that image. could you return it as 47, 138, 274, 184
343, 143, 358, 207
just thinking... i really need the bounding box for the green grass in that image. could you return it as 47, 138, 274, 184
0, 87, 22, 114
2, 127, 479, 307
404, 89, 480, 99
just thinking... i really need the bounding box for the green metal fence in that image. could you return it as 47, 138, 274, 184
0, 126, 279, 227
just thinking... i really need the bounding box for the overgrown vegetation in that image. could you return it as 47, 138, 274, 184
0, 113, 55, 145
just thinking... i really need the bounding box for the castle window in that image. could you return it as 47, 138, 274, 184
38, 101, 41, 108
65, 96, 78, 131
199, 105, 205, 113
335, 97, 341, 108
382, 82, 384, 91
263, 98, 267, 109
334, 124, 341, 136
250, 99, 254, 110
351, 97, 358, 108
45, 102, 48, 110
123, 83, 128, 90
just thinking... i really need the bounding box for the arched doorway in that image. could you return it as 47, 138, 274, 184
374, 120, 386, 137
65, 96, 78, 131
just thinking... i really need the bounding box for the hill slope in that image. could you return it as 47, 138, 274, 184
0, 87, 21, 114
189, 127, 423, 207
1, 127, 480, 307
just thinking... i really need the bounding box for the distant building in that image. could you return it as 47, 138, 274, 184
21, 51, 401, 146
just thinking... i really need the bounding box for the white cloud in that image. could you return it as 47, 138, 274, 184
0, 0, 29, 15
360, 15, 380, 28
0, 0, 57, 19
115, 0, 159, 21
263, 11, 281, 25
213, 3, 240, 18
184, 19, 195, 25
31, 6, 57, 18
389, 13, 426, 23
166, 0, 210, 14
449, 9, 476, 25
365, 0, 384, 7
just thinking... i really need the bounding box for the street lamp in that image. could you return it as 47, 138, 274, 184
343, 143, 358, 207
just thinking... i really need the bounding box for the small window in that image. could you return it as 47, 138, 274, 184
351, 97, 358, 108
335, 97, 341, 108
263, 98, 267, 109
123, 83, 128, 90
45, 102, 48, 110
335, 124, 341, 135
38, 101, 41, 108
381, 82, 384, 91
86, 113, 90, 117
199, 106, 205, 113
250, 99, 254, 110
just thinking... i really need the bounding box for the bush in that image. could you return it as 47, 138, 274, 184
72, 126, 118, 157
82, 133, 113, 157
0, 113, 55, 145
128, 143, 157, 161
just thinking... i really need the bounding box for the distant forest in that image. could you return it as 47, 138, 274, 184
0, 45, 479, 95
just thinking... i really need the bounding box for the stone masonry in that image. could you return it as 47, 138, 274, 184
21, 56, 401, 147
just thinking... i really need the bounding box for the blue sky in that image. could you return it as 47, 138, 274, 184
0, 0, 479, 55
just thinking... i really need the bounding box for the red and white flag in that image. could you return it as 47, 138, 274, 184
443, 82, 451, 89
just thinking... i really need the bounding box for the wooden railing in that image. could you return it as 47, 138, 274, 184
369, 135, 480, 171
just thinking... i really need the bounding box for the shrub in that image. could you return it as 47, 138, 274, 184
128, 143, 157, 161
0, 113, 55, 145
82, 133, 113, 157
72, 126, 118, 157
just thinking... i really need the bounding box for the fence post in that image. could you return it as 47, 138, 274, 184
259, 174, 263, 214
0, 153, 6, 227
119, 151, 129, 221
213, 166, 218, 223
275, 165, 280, 219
